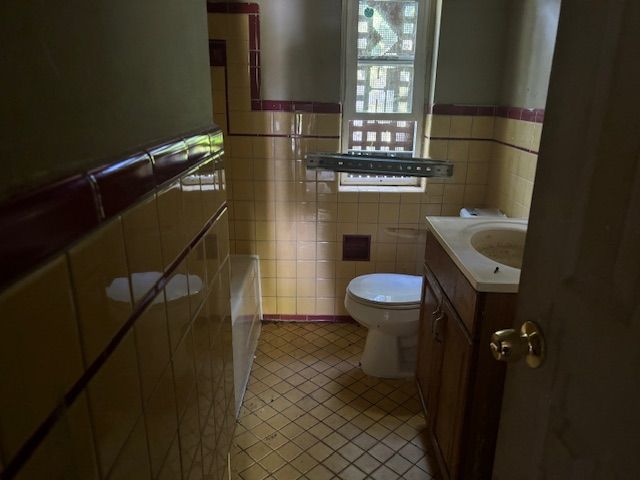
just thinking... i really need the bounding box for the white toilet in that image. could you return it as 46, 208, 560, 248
344, 273, 423, 378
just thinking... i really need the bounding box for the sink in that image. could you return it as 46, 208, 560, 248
425, 217, 527, 293
470, 228, 526, 269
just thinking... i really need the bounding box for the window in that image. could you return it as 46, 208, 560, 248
342, 0, 430, 188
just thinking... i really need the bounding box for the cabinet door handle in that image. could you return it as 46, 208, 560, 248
431, 303, 442, 336
433, 311, 445, 343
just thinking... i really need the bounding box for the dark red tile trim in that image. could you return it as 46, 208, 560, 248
429, 103, 545, 123
148, 140, 189, 185
185, 133, 213, 164
0, 126, 222, 292
0, 175, 100, 290
207, 2, 259, 14
90, 153, 155, 219
262, 314, 357, 324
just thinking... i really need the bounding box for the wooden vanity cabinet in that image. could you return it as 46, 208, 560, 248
417, 232, 518, 480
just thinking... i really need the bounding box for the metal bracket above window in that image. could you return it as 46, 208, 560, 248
305, 151, 454, 178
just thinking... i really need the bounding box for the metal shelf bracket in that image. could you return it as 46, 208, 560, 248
305, 152, 454, 178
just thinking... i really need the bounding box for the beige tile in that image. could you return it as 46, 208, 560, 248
450, 116, 472, 138
316, 261, 335, 279
145, 364, 178, 477
134, 294, 170, 401
14, 393, 99, 480
471, 116, 495, 139
68, 219, 132, 365
106, 417, 151, 480
181, 169, 205, 241
315, 114, 341, 136
88, 332, 142, 476
378, 203, 400, 223
297, 260, 317, 279
277, 278, 297, 297
157, 434, 182, 480
122, 195, 163, 302
357, 203, 379, 224
276, 297, 296, 315
296, 298, 316, 314
157, 181, 187, 268
317, 242, 338, 261
275, 241, 297, 260
296, 278, 316, 298
297, 241, 317, 260
429, 115, 451, 137
337, 203, 358, 223
165, 259, 192, 352
272, 112, 295, 135
0, 256, 84, 459
172, 329, 197, 419
276, 260, 297, 278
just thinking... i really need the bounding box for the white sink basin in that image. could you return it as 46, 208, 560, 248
425, 217, 528, 293
470, 228, 526, 269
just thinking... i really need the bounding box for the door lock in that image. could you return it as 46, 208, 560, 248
490, 321, 545, 368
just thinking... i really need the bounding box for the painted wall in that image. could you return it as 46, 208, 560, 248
0, 0, 213, 201
260, 0, 342, 102
500, 0, 561, 108
483, 0, 560, 217
211, 0, 342, 103
434, 0, 509, 105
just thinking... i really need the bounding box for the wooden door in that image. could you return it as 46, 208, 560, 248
493, 2, 640, 478
431, 297, 473, 480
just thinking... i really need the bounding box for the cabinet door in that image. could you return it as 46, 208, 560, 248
416, 269, 443, 423
431, 297, 473, 480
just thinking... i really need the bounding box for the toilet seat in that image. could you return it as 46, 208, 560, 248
346, 273, 422, 307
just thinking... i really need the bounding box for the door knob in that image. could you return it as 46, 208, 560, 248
490, 321, 545, 368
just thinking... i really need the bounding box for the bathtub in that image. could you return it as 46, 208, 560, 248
230, 255, 262, 416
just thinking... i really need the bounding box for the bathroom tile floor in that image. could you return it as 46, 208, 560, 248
230, 322, 437, 480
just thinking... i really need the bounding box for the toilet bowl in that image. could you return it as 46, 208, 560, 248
344, 273, 423, 378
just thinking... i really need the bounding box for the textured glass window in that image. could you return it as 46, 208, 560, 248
357, 0, 418, 59
347, 120, 415, 153
355, 0, 418, 115
341, 0, 424, 188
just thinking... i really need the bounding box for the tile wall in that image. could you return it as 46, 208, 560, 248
0, 130, 236, 480
208, 6, 494, 318
425, 106, 542, 219
209, 4, 543, 318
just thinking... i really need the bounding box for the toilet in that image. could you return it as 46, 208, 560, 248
344, 273, 423, 378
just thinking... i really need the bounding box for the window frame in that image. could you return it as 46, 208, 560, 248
340, 0, 431, 190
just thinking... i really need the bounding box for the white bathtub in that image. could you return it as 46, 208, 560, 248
230, 255, 262, 416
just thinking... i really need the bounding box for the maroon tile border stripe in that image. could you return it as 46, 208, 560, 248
207, 2, 259, 14
0, 175, 101, 291
428, 103, 545, 123
0, 125, 223, 291
207, 2, 342, 114
262, 314, 357, 324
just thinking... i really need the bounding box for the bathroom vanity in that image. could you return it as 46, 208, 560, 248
416, 217, 526, 480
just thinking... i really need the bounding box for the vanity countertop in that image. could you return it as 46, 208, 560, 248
425, 216, 527, 293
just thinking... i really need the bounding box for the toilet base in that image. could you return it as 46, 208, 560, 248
360, 328, 417, 378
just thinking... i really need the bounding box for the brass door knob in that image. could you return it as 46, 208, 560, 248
490, 321, 545, 368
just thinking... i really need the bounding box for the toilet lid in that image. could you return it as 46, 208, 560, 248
347, 274, 422, 306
